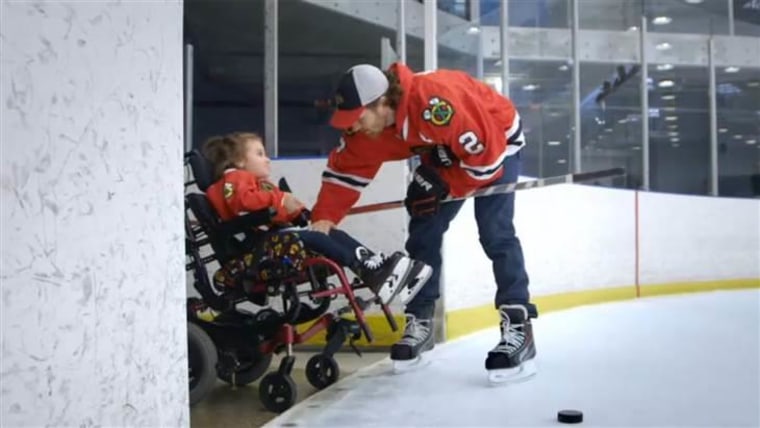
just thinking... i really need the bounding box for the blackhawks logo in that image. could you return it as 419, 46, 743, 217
422, 97, 454, 126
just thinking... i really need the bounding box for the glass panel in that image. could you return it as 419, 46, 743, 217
277, 1, 400, 156
717, 67, 760, 197
480, 0, 570, 28
579, 0, 643, 31
438, 13, 479, 75
184, 0, 265, 150
734, 0, 760, 36
580, 62, 643, 189
648, 65, 710, 195
645, 0, 729, 35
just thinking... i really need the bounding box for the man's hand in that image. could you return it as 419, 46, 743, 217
430, 145, 456, 168
310, 219, 336, 234
404, 165, 450, 217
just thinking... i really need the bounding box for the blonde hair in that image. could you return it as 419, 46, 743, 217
202, 132, 263, 181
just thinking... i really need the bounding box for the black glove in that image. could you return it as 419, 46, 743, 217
291, 208, 311, 227
404, 165, 450, 218
430, 145, 456, 168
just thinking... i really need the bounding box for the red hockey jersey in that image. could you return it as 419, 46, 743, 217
312, 62, 526, 225
206, 169, 298, 225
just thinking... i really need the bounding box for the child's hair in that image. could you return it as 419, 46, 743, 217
202, 132, 262, 180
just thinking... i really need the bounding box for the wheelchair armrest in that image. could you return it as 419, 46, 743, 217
217, 208, 276, 235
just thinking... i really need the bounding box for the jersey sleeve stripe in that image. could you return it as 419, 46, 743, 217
322, 171, 370, 191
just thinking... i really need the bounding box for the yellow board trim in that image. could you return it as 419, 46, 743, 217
297, 278, 759, 347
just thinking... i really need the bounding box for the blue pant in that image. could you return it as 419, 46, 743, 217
404, 153, 537, 320
292, 228, 364, 268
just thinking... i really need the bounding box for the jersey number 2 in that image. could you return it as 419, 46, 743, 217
458, 131, 484, 154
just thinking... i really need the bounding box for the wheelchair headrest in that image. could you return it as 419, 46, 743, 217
187, 149, 215, 192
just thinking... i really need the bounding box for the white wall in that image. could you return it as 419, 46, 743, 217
1, 2, 186, 427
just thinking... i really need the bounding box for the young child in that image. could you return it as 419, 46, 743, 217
202, 131, 431, 306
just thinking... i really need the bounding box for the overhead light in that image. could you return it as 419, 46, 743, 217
748, 81, 760, 87
522, 84, 539, 91
665, 116, 678, 121
657, 64, 674, 71
733, 134, 744, 139
557, 159, 567, 164
658, 79, 675, 88
628, 26, 639, 31
718, 128, 728, 133
652, 16, 672, 25
725, 66, 740, 73
746, 139, 757, 145
559, 64, 569, 71
656, 42, 672, 51
632, 146, 642, 150
662, 94, 676, 100
685, 0, 704, 4
494, 60, 502, 66
547, 141, 562, 146
668, 124, 679, 130
670, 137, 680, 142
467, 25, 481, 35
672, 143, 681, 148
668, 131, 679, 137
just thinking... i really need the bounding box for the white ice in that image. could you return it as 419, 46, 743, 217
265, 289, 760, 427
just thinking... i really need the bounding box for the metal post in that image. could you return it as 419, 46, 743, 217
500, 0, 509, 97
264, 0, 278, 157
639, 15, 650, 191
184, 44, 194, 153
727, 0, 735, 36
472, 0, 483, 80
397, 0, 407, 63
571, 0, 581, 173
424, 0, 437, 70
708, 38, 719, 195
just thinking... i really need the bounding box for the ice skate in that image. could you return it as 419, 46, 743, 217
390, 314, 434, 374
485, 304, 537, 386
355, 249, 425, 306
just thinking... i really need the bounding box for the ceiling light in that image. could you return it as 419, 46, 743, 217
467, 25, 481, 35
632, 146, 642, 150
668, 124, 678, 130
559, 64, 569, 71
665, 116, 678, 121
658, 79, 675, 88
668, 131, 679, 137
718, 128, 728, 133
746, 139, 757, 145
652, 16, 672, 25
494, 60, 502, 66
522, 84, 539, 91
685, 0, 704, 4
657, 64, 674, 71
733, 134, 744, 139
628, 26, 639, 31
725, 66, 740, 73
670, 137, 680, 142
672, 143, 681, 148
748, 82, 759, 87
662, 94, 676, 100
656, 42, 672, 51
547, 141, 561, 146
557, 159, 567, 164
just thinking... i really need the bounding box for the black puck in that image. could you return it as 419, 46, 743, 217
557, 409, 583, 424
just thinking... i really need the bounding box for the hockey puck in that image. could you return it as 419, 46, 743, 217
557, 409, 583, 424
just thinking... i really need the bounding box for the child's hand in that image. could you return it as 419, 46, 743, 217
282, 193, 304, 214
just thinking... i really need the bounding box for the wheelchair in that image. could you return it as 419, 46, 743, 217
184, 149, 399, 413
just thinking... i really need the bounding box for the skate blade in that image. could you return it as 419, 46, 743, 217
391, 356, 431, 374
487, 360, 537, 386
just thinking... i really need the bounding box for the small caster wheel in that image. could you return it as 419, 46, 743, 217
258, 372, 297, 413
305, 354, 340, 389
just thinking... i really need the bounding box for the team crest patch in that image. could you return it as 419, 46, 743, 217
223, 182, 234, 199
423, 97, 454, 126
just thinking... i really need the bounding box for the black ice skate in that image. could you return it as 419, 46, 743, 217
390, 314, 434, 373
354, 249, 419, 305
485, 304, 537, 385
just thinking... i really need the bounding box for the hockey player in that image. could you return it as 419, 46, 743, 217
309, 63, 538, 384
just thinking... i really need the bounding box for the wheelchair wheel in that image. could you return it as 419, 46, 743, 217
188, 322, 218, 406
305, 354, 340, 390
217, 352, 272, 386
258, 372, 297, 413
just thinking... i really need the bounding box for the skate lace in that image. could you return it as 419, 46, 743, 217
495, 307, 525, 353
401, 315, 430, 345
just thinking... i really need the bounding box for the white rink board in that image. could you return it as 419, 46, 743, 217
443, 184, 637, 311
638, 192, 760, 285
